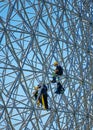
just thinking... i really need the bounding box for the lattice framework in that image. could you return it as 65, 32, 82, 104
0, 0, 93, 130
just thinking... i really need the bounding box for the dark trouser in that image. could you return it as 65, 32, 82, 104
55, 82, 64, 94
41, 94, 48, 109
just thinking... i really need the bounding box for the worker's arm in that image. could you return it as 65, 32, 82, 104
55, 69, 59, 74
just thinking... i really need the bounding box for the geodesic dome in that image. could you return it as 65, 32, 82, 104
0, 0, 93, 130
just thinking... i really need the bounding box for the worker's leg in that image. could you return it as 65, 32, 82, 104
41, 94, 48, 109
37, 100, 40, 106
51, 72, 57, 83
37, 96, 42, 107
55, 82, 65, 94
34, 92, 40, 106
34, 93, 38, 100
44, 94, 48, 109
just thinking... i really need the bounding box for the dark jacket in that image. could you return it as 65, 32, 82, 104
55, 65, 63, 75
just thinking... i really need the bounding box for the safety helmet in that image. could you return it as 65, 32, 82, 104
34, 86, 39, 90
54, 61, 58, 66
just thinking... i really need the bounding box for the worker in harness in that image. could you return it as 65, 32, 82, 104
33, 84, 48, 110
51, 61, 63, 83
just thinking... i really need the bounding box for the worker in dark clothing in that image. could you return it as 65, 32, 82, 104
55, 82, 65, 94
41, 84, 48, 109
33, 84, 48, 110
51, 61, 63, 83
